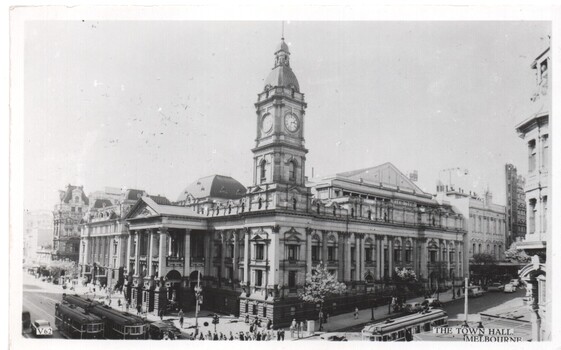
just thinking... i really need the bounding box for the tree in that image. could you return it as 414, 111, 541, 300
471, 253, 497, 285
504, 243, 531, 263
299, 263, 346, 329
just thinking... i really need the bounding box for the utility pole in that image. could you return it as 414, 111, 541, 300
463, 277, 469, 327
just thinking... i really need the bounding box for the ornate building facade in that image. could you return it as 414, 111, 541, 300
53, 185, 89, 262
505, 163, 527, 247
116, 38, 467, 326
515, 45, 550, 341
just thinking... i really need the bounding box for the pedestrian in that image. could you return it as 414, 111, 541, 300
249, 324, 254, 333
240, 332, 245, 341
199, 333, 204, 341
136, 304, 141, 315
245, 314, 250, 323
354, 307, 359, 319
299, 321, 305, 337
125, 303, 130, 313
159, 308, 164, 320
178, 309, 184, 328
117, 299, 122, 308
290, 318, 297, 337
213, 333, 219, 341
326, 313, 330, 323
229, 331, 234, 340
280, 329, 285, 341
266, 318, 272, 330
276, 330, 280, 341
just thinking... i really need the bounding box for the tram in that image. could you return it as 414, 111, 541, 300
361, 308, 448, 341
55, 302, 104, 339
62, 294, 149, 339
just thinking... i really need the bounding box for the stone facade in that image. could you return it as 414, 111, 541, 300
115, 38, 467, 327
504, 164, 527, 247
53, 185, 89, 262
515, 45, 550, 341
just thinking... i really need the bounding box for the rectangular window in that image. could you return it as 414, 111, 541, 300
311, 246, 320, 261
328, 246, 335, 261
393, 249, 400, 263
365, 248, 372, 262
255, 244, 265, 260
528, 139, 537, 172
287, 245, 298, 261
529, 199, 536, 234
253, 304, 258, 315
255, 270, 263, 287
351, 247, 356, 262
288, 270, 296, 288
430, 250, 437, 263
542, 134, 549, 169
542, 196, 548, 233
405, 249, 412, 263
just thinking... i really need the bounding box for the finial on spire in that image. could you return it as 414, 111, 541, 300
281, 21, 285, 40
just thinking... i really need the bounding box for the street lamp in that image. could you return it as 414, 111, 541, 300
194, 272, 203, 336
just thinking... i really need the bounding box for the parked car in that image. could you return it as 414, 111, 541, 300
31, 320, 53, 337
509, 279, 520, 287
488, 283, 504, 292
468, 286, 484, 297
404, 302, 423, 313
422, 298, 443, 308
22, 310, 31, 330
504, 283, 516, 293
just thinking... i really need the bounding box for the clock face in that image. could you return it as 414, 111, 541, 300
284, 113, 300, 133
261, 114, 273, 133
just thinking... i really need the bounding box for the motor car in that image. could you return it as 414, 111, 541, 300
487, 283, 504, 292
504, 283, 516, 293
22, 310, 31, 330
31, 320, 53, 337
149, 321, 183, 340
404, 302, 423, 313
422, 298, 443, 308
509, 279, 520, 287
468, 286, 484, 297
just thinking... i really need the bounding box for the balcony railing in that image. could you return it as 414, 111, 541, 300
166, 256, 184, 267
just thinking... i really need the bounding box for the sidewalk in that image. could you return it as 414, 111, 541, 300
314, 289, 459, 334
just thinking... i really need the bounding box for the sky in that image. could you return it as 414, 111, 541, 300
23, 20, 551, 210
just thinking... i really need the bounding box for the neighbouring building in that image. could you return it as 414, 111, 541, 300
112, 37, 466, 326
23, 209, 53, 263
79, 188, 170, 289
435, 186, 506, 265
505, 164, 527, 247
515, 45, 550, 341
52, 185, 89, 262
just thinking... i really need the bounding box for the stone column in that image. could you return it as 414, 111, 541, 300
183, 229, 191, 277
233, 232, 239, 281
345, 234, 352, 281
322, 231, 328, 265
420, 240, 428, 280
446, 240, 451, 280
126, 233, 132, 273
455, 241, 460, 280
306, 229, 312, 275
134, 232, 141, 276
220, 232, 226, 284
356, 234, 361, 281
244, 230, 250, 283
148, 230, 155, 276
158, 228, 167, 278
388, 238, 394, 277
375, 236, 381, 279
360, 235, 366, 281
380, 236, 386, 278
411, 238, 417, 271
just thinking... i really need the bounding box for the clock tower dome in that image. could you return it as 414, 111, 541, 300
252, 38, 308, 190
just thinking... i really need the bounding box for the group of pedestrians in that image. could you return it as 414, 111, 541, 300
184, 329, 286, 341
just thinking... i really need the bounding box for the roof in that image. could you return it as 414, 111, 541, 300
336, 162, 425, 194
124, 189, 146, 201
177, 175, 246, 202
264, 65, 300, 92
59, 185, 89, 205
148, 195, 171, 205
276, 38, 290, 54
92, 198, 113, 209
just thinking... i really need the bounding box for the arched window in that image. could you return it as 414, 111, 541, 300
288, 161, 296, 182
260, 160, 267, 184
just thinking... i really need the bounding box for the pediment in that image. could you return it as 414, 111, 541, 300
284, 227, 302, 242
127, 200, 159, 219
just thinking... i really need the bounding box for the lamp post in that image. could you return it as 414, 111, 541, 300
194, 272, 203, 336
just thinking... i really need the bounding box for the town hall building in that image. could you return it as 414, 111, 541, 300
80, 37, 467, 327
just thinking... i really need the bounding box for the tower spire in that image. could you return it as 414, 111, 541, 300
282, 20, 285, 39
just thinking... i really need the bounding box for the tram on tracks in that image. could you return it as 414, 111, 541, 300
55, 302, 104, 339
62, 294, 149, 339
361, 308, 448, 341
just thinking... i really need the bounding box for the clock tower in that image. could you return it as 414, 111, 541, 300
252, 38, 308, 192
